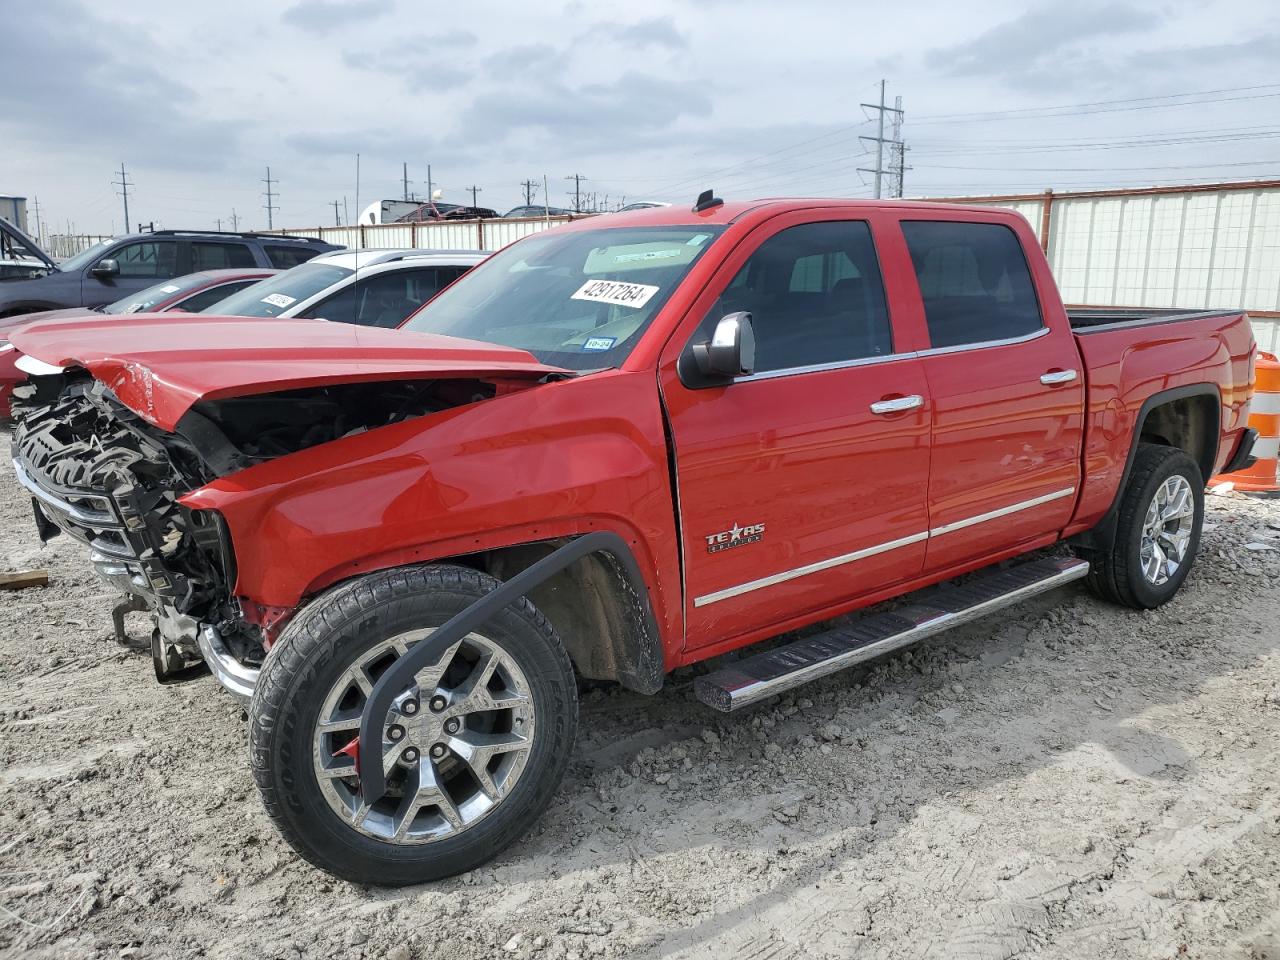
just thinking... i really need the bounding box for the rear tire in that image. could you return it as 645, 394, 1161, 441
249, 564, 578, 886
1077, 443, 1204, 609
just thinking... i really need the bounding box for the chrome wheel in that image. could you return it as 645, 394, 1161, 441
312, 630, 535, 844
1139, 474, 1195, 586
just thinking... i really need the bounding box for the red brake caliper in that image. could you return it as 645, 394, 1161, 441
335, 735, 360, 769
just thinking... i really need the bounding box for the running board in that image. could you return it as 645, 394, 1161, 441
694, 556, 1089, 713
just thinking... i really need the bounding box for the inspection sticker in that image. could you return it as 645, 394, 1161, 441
571, 279, 659, 309
583, 336, 616, 351
261, 293, 297, 308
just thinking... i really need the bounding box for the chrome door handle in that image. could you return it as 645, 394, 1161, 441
870, 395, 924, 415
1040, 369, 1078, 385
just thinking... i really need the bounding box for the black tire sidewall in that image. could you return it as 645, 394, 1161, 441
251, 569, 577, 885
1119, 449, 1204, 609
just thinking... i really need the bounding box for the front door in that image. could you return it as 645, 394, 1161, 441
659, 213, 932, 650
896, 216, 1085, 572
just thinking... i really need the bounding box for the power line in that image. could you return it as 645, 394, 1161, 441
262, 166, 279, 230
111, 163, 133, 233
565, 173, 587, 212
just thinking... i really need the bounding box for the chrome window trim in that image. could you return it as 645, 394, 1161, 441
733, 350, 917, 384
692, 486, 1077, 607
914, 325, 1049, 358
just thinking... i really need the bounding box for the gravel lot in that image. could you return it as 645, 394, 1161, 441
1, 426, 1278, 960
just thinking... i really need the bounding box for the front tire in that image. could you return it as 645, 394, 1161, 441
1078, 443, 1204, 609
248, 564, 578, 886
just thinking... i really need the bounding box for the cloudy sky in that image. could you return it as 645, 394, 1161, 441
3, 0, 1278, 235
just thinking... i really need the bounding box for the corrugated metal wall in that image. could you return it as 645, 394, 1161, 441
277, 216, 575, 253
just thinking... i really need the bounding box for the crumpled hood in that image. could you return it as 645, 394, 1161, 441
8, 314, 567, 431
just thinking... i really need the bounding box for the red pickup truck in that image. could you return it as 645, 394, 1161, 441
7, 196, 1258, 885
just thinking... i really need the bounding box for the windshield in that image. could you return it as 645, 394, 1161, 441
200, 262, 352, 317
401, 225, 723, 369
101, 274, 214, 314
58, 240, 113, 273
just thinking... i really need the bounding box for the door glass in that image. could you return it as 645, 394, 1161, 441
301, 270, 444, 327
699, 220, 892, 373
174, 280, 257, 312
265, 245, 319, 269
191, 242, 256, 270
110, 241, 179, 279
901, 221, 1043, 349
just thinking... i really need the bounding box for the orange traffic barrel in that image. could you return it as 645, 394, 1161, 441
1212, 351, 1280, 496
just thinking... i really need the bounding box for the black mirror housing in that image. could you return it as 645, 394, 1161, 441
91, 258, 120, 278
692, 311, 755, 379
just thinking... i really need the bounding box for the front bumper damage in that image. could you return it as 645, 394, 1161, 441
11, 374, 263, 703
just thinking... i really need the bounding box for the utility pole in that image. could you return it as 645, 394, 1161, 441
857, 79, 904, 199
262, 166, 279, 230
888, 94, 910, 198
343, 196, 349, 226
520, 179, 538, 205
402, 162, 412, 201
467, 185, 482, 208
426, 165, 433, 202
331, 200, 342, 226
31, 197, 42, 243
112, 163, 133, 232
229, 208, 240, 232
565, 173, 586, 213
215, 217, 222, 231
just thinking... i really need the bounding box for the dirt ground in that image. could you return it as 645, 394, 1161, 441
1, 428, 1278, 960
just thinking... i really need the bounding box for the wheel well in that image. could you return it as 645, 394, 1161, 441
450, 539, 664, 694
1137, 392, 1218, 481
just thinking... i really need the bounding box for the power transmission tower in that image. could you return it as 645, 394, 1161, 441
565, 173, 586, 213
521, 179, 538, 205
467, 185, 482, 208
112, 163, 133, 231
331, 200, 342, 226
887, 95, 910, 197
402, 162, 413, 201
857, 80, 905, 199
262, 166, 279, 229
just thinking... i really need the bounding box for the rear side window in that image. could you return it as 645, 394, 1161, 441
265, 245, 319, 269
700, 220, 892, 373
191, 242, 256, 270
901, 221, 1043, 349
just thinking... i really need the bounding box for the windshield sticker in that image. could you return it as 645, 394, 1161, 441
261, 293, 297, 308
687, 234, 710, 246
159, 284, 181, 293
571, 279, 659, 309
583, 337, 616, 352
613, 248, 681, 264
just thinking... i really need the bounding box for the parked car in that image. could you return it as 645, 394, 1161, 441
198, 249, 486, 326
6, 197, 1257, 886
0, 269, 277, 417
617, 200, 670, 211
394, 202, 462, 222
441, 206, 500, 221
0, 218, 55, 281
0, 230, 341, 318
502, 205, 572, 218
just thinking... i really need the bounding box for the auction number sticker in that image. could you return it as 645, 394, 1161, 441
159, 284, 181, 293
261, 293, 297, 308
571, 279, 659, 309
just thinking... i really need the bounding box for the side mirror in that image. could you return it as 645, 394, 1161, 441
692, 311, 755, 379
90, 258, 119, 279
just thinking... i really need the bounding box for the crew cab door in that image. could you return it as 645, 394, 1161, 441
659, 212, 932, 651
895, 215, 1085, 571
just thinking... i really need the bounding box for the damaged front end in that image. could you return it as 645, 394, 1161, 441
11, 370, 257, 696
11, 366, 514, 704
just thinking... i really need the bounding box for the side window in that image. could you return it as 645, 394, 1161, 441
174, 281, 256, 312
900, 221, 1043, 349
191, 242, 256, 270
109, 241, 179, 279
266, 245, 318, 269
703, 220, 892, 373
300, 270, 442, 327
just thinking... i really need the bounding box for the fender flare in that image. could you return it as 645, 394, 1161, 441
1072, 383, 1220, 551
357, 532, 660, 801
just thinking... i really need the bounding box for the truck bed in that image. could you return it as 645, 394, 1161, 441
1067, 306, 1242, 333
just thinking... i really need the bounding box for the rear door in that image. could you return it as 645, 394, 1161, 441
660, 211, 932, 650
896, 215, 1085, 572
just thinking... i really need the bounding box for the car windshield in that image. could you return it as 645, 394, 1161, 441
58, 240, 113, 273
200, 263, 352, 317
401, 225, 723, 370
101, 274, 215, 314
